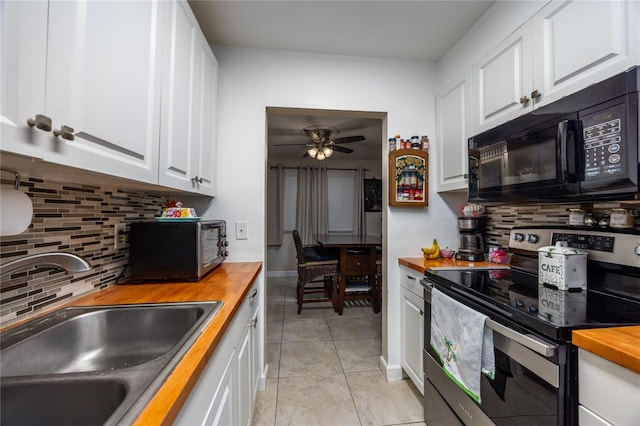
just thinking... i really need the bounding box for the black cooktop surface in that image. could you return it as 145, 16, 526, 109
424, 268, 640, 342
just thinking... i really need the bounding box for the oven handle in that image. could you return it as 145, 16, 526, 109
422, 278, 556, 358
485, 318, 556, 357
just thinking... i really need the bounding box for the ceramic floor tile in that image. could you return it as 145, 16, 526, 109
324, 304, 371, 319
267, 320, 283, 344
334, 338, 382, 373
346, 370, 424, 425
281, 317, 332, 342
279, 340, 342, 378
252, 378, 278, 426
283, 301, 328, 320
326, 317, 381, 341
275, 374, 360, 426
266, 343, 281, 378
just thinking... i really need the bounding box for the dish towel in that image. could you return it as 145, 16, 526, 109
430, 287, 495, 403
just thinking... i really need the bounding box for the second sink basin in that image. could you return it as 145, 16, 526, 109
1, 302, 221, 377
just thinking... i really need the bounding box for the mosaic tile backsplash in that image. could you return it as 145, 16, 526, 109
484, 200, 640, 250
0, 174, 171, 326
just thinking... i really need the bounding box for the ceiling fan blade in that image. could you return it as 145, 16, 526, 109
273, 143, 310, 146
333, 135, 365, 144
332, 145, 353, 154
304, 128, 322, 143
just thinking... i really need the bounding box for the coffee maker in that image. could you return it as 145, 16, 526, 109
455, 216, 486, 262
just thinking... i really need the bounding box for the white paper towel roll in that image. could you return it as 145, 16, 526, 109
0, 188, 33, 235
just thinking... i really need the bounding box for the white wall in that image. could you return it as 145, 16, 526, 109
201, 46, 462, 379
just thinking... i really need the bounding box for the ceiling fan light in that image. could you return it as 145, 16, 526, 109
316, 150, 326, 160
323, 146, 333, 157
307, 147, 318, 158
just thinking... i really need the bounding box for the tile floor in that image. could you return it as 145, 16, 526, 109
252, 276, 426, 426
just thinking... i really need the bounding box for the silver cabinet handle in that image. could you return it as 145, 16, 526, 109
406, 275, 416, 281
531, 89, 541, 99
53, 125, 75, 141
191, 176, 203, 184
27, 114, 52, 132
519, 95, 530, 104
249, 288, 258, 299
249, 318, 258, 328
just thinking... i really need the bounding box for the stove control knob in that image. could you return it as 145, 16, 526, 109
513, 233, 525, 242
527, 234, 539, 244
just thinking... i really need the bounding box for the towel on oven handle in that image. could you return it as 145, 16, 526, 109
430, 287, 495, 403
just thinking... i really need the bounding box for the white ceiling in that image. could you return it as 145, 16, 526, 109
188, 0, 495, 161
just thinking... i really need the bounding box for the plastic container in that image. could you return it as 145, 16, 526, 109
538, 242, 587, 290
568, 209, 585, 226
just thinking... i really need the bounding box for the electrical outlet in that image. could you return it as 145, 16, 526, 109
236, 221, 248, 240
114, 223, 127, 250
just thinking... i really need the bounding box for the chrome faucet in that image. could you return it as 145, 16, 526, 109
0, 253, 92, 279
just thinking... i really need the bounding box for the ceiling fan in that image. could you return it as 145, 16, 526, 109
274, 125, 365, 160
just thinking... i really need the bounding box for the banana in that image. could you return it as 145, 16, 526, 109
422, 239, 441, 259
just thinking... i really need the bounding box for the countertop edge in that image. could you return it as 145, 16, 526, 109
573, 326, 640, 374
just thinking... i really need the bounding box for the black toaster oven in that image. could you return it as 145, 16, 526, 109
128, 220, 228, 282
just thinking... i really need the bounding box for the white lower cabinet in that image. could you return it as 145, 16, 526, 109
399, 265, 424, 395
578, 348, 640, 426
176, 283, 260, 426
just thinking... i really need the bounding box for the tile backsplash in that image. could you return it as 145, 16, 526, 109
0, 174, 171, 326
484, 200, 640, 249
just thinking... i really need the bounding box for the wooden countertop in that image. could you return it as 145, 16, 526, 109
3, 262, 262, 425
399, 257, 507, 274
573, 326, 640, 374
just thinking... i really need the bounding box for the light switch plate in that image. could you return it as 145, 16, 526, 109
236, 221, 248, 240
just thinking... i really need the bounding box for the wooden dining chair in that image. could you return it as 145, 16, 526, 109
335, 247, 379, 315
292, 230, 339, 313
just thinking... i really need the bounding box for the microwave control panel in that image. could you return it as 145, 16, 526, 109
582, 103, 625, 179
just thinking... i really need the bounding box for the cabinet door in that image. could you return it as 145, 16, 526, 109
531, 0, 640, 108
436, 71, 471, 192
193, 38, 219, 196
473, 25, 534, 133
159, 0, 218, 195
237, 287, 259, 426
0, 0, 48, 158
400, 287, 424, 395
44, 0, 164, 183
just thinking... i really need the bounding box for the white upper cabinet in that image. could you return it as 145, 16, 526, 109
473, 25, 534, 133
473, 0, 639, 133
531, 0, 639, 108
1, 1, 165, 183
0, 1, 48, 158
2, 0, 218, 194
436, 70, 472, 192
159, 1, 218, 196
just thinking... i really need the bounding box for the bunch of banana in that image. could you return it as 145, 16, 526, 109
421, 239, 441, 259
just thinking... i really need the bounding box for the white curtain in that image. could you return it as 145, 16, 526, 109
266, 166, 284, 246
296, 166, 328, 245
354, 167, 366, 235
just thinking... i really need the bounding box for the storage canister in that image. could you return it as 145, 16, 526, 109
538, 242, 587, 290
609, 208, 634, 228
568, 209, 585, 226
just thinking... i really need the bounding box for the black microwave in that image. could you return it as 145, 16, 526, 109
128, 220, 228, 282
468, 66, 639, 203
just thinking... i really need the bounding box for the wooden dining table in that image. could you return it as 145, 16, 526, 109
314, 233, 381, 314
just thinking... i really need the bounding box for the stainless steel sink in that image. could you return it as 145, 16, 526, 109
1, 378, 127, 426
0, 301, 223, 425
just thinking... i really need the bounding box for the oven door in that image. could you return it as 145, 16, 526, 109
422, 279, 567, 426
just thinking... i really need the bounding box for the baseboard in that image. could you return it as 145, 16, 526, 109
258, 363, 269, 391
379, 355, 404, 381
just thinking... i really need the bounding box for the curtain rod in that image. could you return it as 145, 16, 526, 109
269, 166, 370, 171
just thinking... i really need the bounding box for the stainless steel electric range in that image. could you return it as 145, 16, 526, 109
421, 226, 640, 426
